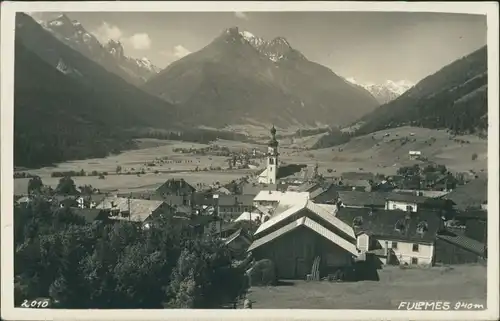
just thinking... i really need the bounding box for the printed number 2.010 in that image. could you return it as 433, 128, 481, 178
20, 299, 50, 308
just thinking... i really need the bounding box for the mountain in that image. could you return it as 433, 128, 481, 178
14, 13, 181, 168
143, 27, 379, 129
345, 78, 414, 104
39, 14, 159, 85
354, 46, 488, 137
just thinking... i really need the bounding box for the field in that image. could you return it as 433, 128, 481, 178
14, 139, 261, 195
284, 126, 488, 176
247, 264, 487, 309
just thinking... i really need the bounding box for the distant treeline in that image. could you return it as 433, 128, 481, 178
295, 127, 330, 137
311, 128, 353, 149
133, 128, 249, 144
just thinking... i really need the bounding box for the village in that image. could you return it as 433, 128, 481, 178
13, 127, 488, 308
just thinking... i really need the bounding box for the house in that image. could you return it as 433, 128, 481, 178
248, 200, 358, 279
409, 150, 422, 160
335, 207, 443, 267
216, 194, 255, 221
434, 230, 486, 264
440, 175, 487, 211
337, 191, 388, 209
340, 179, 372, 192
253, 190, 309, 208
76, 194, 106, 209
154, 178, 196, 206
96, 196, 173, 228
295, 181, 321, 193
309, 184, 340, 205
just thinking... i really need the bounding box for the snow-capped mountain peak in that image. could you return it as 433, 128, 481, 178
34, 15, 160, 83
233, 27, 302, 63
346, 77, 414, 104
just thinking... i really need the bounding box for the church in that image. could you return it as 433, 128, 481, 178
258, 126, 280, 184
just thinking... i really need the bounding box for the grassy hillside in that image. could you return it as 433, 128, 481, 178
355, 46, 487, 136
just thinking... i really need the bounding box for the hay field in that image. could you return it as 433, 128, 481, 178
285, 126, 488, 176
247, 264, 487, 309
14, 139, 259, 195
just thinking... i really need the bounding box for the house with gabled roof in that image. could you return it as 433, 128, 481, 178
335, 207, 443, 267
248, 199, 358, 279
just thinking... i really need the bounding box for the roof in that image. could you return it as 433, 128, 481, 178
224, 228, 252, 246
311, 184, 340, 204
437, 232, 485, 256
385, 193, 429, 204
341, 179, 372, 189
338, 191, 388, 207
409, 151, 422, 155
70, 208, 104, 223
335, 207, 442, 244
341, 172, 374, 181
442, 176, 487, 210
96, 197, 166, 222
296, 182, 320, 193
454, 209, 487, 220
248, 217, 358, 256
254, 190, 309, 203
155, 178, 196, 196
217, 194, 254, 207
235, 212, 262, 222
254, 200, 354, 240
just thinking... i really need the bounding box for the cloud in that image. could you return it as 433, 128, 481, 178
125, 33, 152, 50
172, 45, 192, 58
92, 22, 151, 50
93, 22, 123, 43
234, 12, 249, 20
161, 45, 192, 60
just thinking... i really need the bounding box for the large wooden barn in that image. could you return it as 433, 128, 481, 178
247, 200, 359, 279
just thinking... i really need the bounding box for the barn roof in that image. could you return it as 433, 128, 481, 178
248, 217, 358, 256
437, 232, 485, 256
254, 200, 354, 240
335, 207, 442, 244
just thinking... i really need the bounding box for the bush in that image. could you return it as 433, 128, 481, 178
472, 153, 478, 161
247, 259, 277, 286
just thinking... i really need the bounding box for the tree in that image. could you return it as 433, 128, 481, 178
56, 176, 78, 195
472, 153, 478, 161
28, 176, 44, 194
116, 165, 122, 174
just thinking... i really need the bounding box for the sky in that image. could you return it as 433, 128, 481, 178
33, 11, 486, 84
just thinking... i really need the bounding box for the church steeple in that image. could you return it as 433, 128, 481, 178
268, 125, 278, 149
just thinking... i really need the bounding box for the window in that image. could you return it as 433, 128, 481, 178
392, 204, 397, 210
406, 205, 413, 212
411, 257, 418, 265
412, 243, 419, 252
269, 158, 275, 165
392, 241, 398, 249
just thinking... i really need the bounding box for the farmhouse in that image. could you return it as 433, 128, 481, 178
336, 207, 443, 266
154, 178, 196, 206
216, 194, 255, 221
409, 150, 422, 160
340, 179, 373, 192
96, 196, 173, 227
76, 194, 106, 209
248, 200, 358, 279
